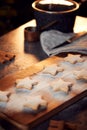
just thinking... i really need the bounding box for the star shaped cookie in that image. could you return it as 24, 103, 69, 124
64, 54, 84, 64
0, 91, 10, 102
50, 78, 73, 93
74, 69, 87, 80
15, 77, 38, 90
24, 95, 48, 110
43, 64, 64, 76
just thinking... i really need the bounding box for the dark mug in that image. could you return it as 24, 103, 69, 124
32, 0, 79, 33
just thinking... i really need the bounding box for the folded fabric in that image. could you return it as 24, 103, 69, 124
40, 30, 87, 56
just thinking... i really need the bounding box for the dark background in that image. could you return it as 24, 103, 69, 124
0, 0, 35, 36
0, 0, 87, 36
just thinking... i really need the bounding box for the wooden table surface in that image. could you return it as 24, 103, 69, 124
0, 16, 87, 79
0, 20, 48, 79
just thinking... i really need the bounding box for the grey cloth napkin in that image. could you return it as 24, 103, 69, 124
40, 30, 87, 56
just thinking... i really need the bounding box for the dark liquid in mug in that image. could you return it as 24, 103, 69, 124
36, 3, 76, 12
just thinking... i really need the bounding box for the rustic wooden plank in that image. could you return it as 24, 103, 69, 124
0, 56, 61, 90
0, 55, 87, 129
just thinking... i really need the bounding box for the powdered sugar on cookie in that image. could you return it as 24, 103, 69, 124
42, 64, 64, 76
15, 77, 38, 90
74, 69, 87, 80
24, 95, 48, 110
0, 91, 10, 102
64, 54, 84, 64
50, 78, 73, 93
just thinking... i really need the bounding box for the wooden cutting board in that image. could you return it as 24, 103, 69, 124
0, 55, 87, 129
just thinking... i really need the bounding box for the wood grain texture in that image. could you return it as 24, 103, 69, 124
0, 55, 87, 129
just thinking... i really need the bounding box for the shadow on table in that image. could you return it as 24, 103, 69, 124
24, 40, 48, 61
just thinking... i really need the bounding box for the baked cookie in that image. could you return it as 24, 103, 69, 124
0, 91, 10, 102
24, 95, 48, 111
64, 54, 84, 64
57, 66, 64, 72
50, 78, 73, 93
74, 69, 87, 80
15, 77, 38, 90
43, 64, 64, 76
